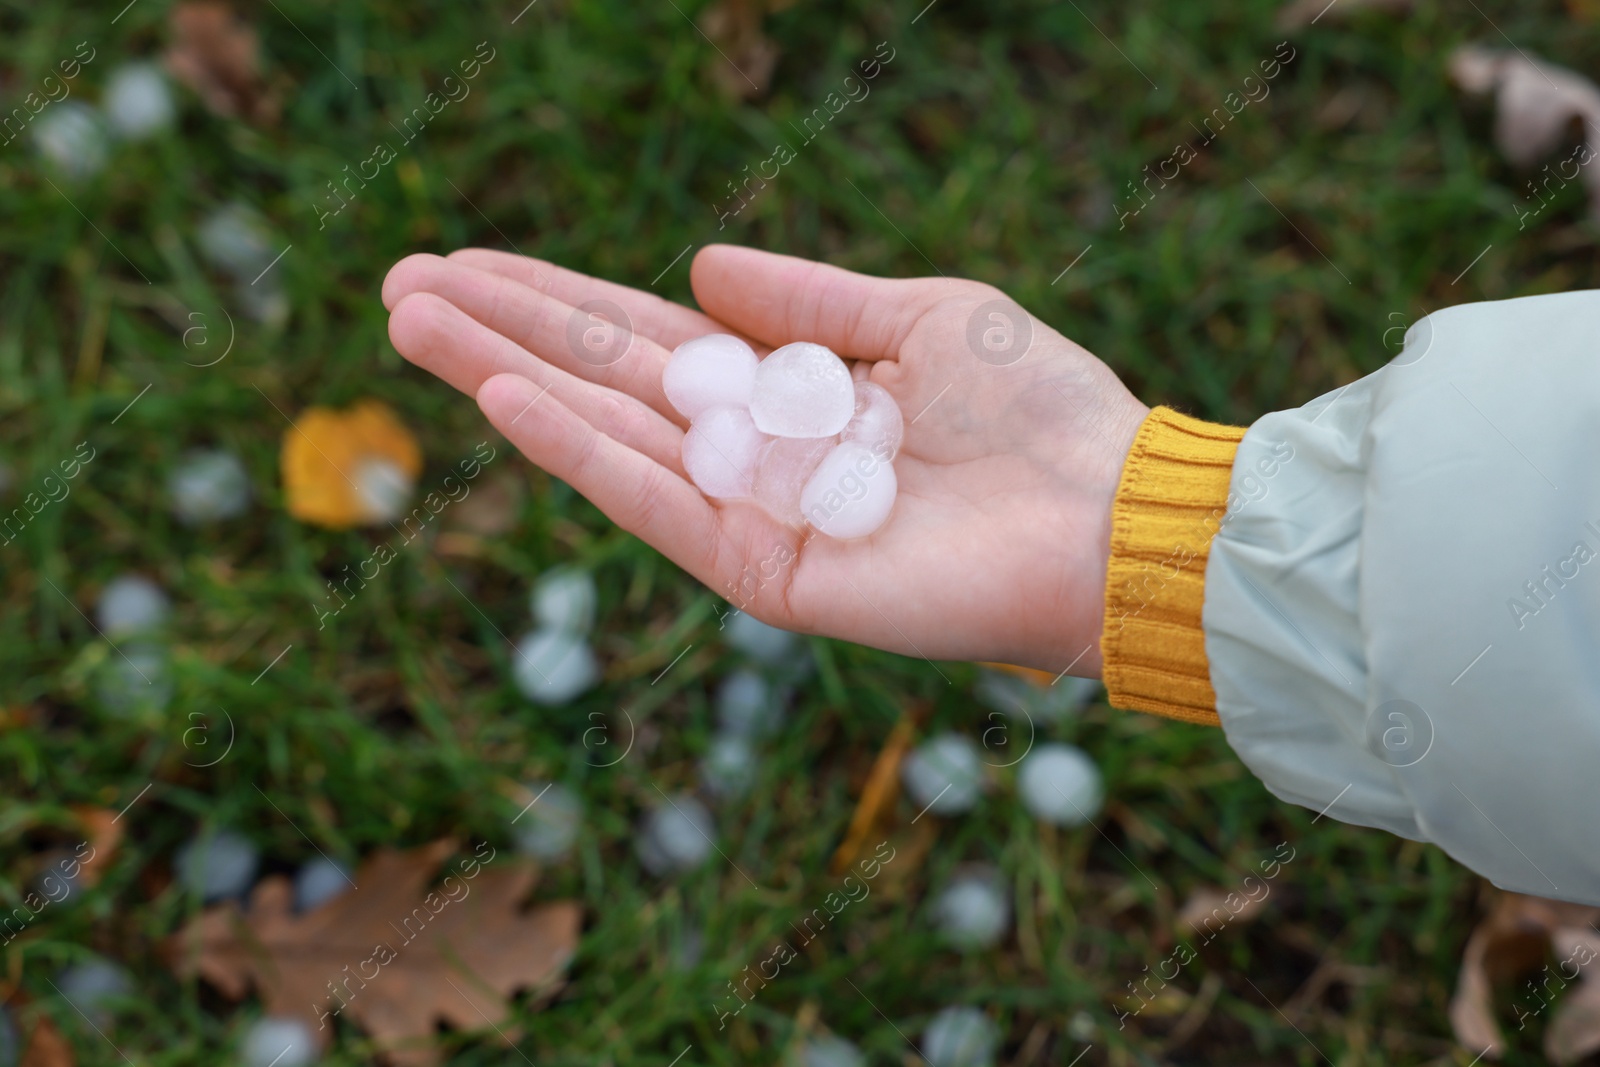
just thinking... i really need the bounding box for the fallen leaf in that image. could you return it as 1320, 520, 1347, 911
1277, 0, 1412, 29
280, 399, 422, 529
829, 711, 916, 876
19, 1014, 73, 1067
166, 839, 580, 1066
1176, 884, 1270, 933
1549, 980, 1600, 1064
698, 0, 779, 100
164, 2, 280, 125
869, 815, 940, 900
1448, 890, 1600, 1060
444, 469, 524, 537
1450, 46, 1600, 222
0, 704, 36, 730
66, 806, 121, 887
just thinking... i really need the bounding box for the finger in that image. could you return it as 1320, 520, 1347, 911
689, 244, 954, 360
441, 247, 765, 352
384, 254, 684, 425
388, 292, 687, 475
477, 373, 725, 588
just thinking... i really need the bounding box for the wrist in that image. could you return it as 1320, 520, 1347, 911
1097, 406, 1247, 725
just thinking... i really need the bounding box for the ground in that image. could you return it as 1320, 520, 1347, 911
2, 0, 1596, 1064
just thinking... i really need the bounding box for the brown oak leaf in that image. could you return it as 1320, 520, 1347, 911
164, 1, 281, 125
698, 0, 780, 100
1449, 46, 1600, 223
19, 1015, 73, 1067
1448, 889, 1600, 1061
165, 839, 580, 1066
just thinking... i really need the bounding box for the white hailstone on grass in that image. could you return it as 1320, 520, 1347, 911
923, 1007, 999, 1067
749, 342, 856, 439
716, 669, 781, 738
168, 448, 251, 524
293, 856, 353, 912
352, 456, 414, 524
95, 642, 174, 716
662, 334, 759, 420
236, 277, 290, 328
788, 1034, 864, 1067
55, 958, 132, 1027
635, 793, 715, 876
96, 574, 169, 637
901, 733, 984, 816
103, 62, 175, 139
1067, 1010, 1095, 1042
531, 567, 597, 634
240, 1016, 318, 1067
33, 102, 107, 179
1017, 743, 1103, 827
842, 381, 904, 460
511, 782, 583, 860
198, 202, 275, 279
932, 866, 1010, 951
511, 629, 599, 705
175, 828, 260, 901
724, 612, 798, 666
701, 733, 757, 798
799, 441, 898, 539
681, 405, 767, 499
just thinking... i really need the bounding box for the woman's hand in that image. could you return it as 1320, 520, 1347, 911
382, 246, 1147, 677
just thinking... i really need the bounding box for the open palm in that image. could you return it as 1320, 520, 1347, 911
383, 246, 1147, 677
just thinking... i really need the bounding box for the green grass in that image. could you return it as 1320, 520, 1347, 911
3, 0, 1595, 1063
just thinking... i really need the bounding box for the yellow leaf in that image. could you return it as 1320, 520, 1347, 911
280, 400, 422, 530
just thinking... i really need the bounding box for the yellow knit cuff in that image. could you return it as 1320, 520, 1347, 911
1100, 406, 1247, 726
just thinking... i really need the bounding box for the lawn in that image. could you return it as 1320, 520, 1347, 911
3, 0, 1596, 1064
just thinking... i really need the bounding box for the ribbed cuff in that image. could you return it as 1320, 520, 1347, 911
1100, 406, 1247, 726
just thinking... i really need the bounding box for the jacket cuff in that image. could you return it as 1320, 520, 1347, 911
1100, 406, 1246, 726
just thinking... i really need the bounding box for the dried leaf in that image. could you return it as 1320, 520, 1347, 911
698, 0, 779, 100
444, 469, 524, 537
165, 2, 279, 124
1449, 890, 1600, 1060
1277, 0, 1413, 30
19, 1015, 73, 1067
1450, 47, 1600, 166
829, 711, 915, 875
1450, 46, 1600, 226
280, 399, 422, 529
166, 840, 580, 1066
1176, 884, 1270, 933
66, 806, 121, 887
1548, 979, 1600, 1064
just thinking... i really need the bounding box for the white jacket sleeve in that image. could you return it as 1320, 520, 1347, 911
1204, 290, 1600, 905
